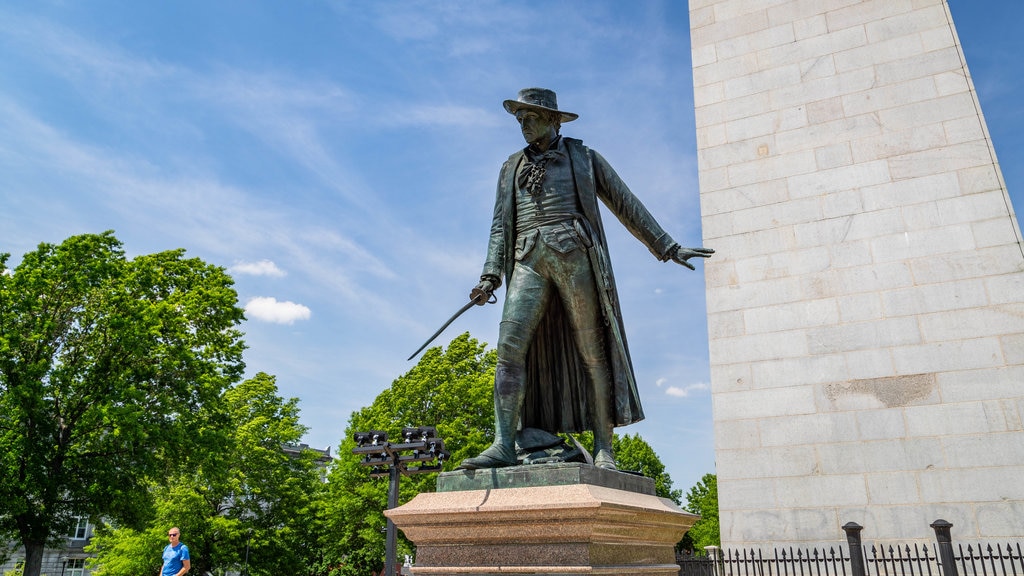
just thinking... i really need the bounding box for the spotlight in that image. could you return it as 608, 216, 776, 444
402, 426, 437, 442
353, 430, 388, 447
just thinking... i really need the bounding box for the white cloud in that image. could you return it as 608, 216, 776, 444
662, 382, 710, 398
231, 259, 286, 277
245, 296, 311, 324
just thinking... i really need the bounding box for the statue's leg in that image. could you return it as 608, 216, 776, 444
573, 327, 616, 470
458, 358, 525, 469
458, 262, 549, 470
555, 249, 617, 470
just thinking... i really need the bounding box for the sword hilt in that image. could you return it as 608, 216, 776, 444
470, 287, 497, 305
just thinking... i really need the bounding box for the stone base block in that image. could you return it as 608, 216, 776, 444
385, 464, 698, 575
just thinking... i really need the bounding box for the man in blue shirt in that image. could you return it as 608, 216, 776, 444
161, 527, 190, 576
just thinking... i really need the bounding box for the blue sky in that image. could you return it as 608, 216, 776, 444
1, 1, 1020, 494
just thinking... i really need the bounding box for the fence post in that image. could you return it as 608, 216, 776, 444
843, 522, 867, 576
931, 519, 959, 576
705, 545, 721, 576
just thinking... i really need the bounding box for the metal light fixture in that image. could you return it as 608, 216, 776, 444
352, 426, 449, 576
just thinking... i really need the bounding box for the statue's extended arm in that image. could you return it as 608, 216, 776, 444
590, 149, 713, 268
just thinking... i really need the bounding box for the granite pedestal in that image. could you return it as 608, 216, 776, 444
385, 462, 698, 575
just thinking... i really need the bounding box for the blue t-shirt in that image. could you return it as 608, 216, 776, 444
162, 543, 190, 576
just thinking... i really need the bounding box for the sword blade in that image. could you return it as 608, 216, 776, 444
407, 293, 485, 361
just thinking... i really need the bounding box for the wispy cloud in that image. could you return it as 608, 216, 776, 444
194, 71, 375, 209
0, 10, 176, 87
245, 297, 312, 325
231, 260, 286, 277
0, 94, 404, 330
656, 378, 710, 398
352, 1, 523, 47
383, 104, 501, 128
0, 17, 415, 316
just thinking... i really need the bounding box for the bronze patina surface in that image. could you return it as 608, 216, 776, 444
458, 88, 713, 472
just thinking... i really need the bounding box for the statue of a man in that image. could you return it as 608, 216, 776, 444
458, 88, 713, 471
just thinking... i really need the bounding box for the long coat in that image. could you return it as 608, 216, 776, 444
481, 137, 678, 433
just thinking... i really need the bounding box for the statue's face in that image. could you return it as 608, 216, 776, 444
516, 109, 557, 146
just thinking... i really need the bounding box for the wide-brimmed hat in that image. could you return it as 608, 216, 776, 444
503, 88, 578, 122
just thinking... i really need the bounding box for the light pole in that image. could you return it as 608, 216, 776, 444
241, 528, 251, 576
353, 426, 448, 576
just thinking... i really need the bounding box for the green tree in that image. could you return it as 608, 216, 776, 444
0, 232, 246, 576
319, 333, 496, 576
613, 434, 684, 504
679, 473, 719, 553
87, 372, 326, 576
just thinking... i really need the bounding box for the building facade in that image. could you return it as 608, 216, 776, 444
692, 0, 1024, 547
1, 517, 94, 576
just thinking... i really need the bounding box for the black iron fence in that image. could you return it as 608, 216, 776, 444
679, 546, 853, 576
679, 520, 1024, 576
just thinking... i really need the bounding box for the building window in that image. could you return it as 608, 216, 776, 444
66, 558, 86, 576
70, 517, 89, 539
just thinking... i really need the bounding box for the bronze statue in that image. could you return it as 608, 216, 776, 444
458, 88, 713, 471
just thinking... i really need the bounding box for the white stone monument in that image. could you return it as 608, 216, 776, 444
692, 0, 1024, 547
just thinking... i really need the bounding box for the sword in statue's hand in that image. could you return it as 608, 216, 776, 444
407, 287, 497, 361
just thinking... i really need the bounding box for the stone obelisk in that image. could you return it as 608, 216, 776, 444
692, 0, 1024, 546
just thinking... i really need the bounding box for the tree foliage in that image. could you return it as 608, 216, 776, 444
87, 372, 326, 576
319, 333, 496, 576
572, 431, 683, 503
613, 434, 684, 504
0, 232, 246, 576
679, 473, 720, 553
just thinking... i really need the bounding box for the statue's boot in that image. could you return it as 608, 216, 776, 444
593, 422, 617, 470
577, 327, 618, 470
592, 386, 617, 471
458, 360, 525, 469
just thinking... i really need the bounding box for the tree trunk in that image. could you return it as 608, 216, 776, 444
21, 539, 45, 576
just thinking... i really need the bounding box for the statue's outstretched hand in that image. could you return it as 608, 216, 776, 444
669, 245, 715, 270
